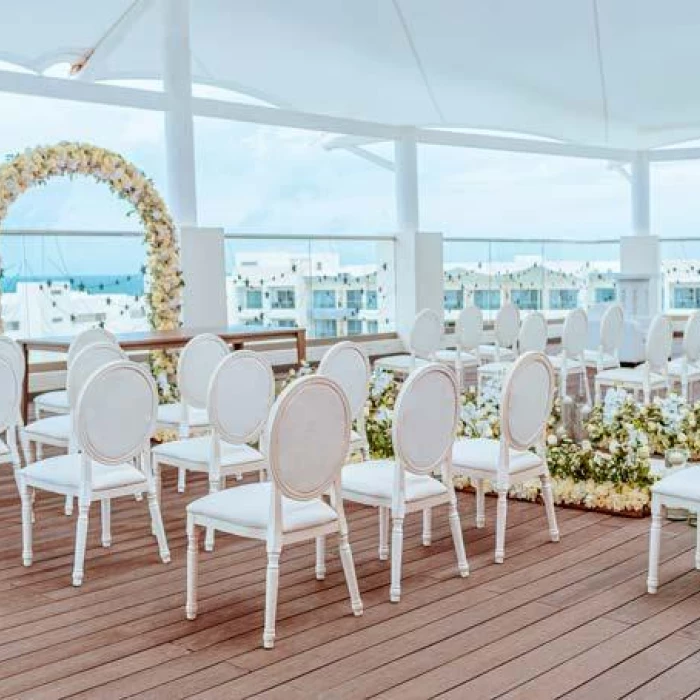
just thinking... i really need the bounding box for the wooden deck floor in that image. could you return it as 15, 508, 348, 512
1, 465, 700, 699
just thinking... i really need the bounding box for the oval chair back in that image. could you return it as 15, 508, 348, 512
67, 343, 128, 411
318, 341, 371, 422
0, 356, 20, 436
683, 311, 700, 365
75, 361, 157, 470
207, 350, 274, 445
66, 327, 118, 366
646, 314, 672, 374
500, 352, 554, 456
600, 303, 624, 357
0, 336, 24, 383
264, 375, 351, 502
178, 334, 230, 410
393, 363, 459, 476
518, 312, 547, 354
561, 308, 588, 359
495, 303, 520, 352
455, 306, 483, 354
409, 309, 442, 360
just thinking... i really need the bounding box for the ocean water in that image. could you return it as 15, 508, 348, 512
1, 274, 145, 296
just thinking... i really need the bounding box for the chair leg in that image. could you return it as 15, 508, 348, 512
315, 535, 326, 580
448, 492, 470, 578
540, 473, 560, 542
205, 477, 220, 552
65, 495, 74, 516
148, 491, 170, 563
422, 508, 432, 546
695, 512, 700, 571
495, 488, 508, 564
378, 506, 389, 560
475, 479, 486, 528
582, 369, 592, 409
647, 498, 663, 594
177, 467, 186, 493
100, 499, 111, 547
35, 441, 43, 461
390, 516, 404, 602
19, 479, 32, 566
594, 380, 601, 405
263, 548, 281, 649
338, 529, 363, 616
72, 500, 90, 586
185, 517, 199, 620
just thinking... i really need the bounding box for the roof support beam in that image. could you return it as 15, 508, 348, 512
648, 147, 700, 162
340, 146, 395, 171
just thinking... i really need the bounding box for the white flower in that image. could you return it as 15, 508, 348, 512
547, 434, 558, 446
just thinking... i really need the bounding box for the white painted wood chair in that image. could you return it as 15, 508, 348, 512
0, 336, 27, 465
435, 305, 482, 392
548, 308, 592, 407
340, 363, 469, 602
153, 350, 274, 550
33, 327, 117, 419
453, 351, 558, 563
156, 333, 230, 493
19, 360, 169, 586
478, 302, 519, 364
477, 311, 547, 395
647, 465, 700, 593
0, 355, 23, 491
318, 341, 371, 460
667, 310, 700, 402
374, 308, 442, 376
594, 314, 672, 405
186, 374, 363, 649
583, 303, 624, 373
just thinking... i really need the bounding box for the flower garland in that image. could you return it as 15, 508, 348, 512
0, 142, 183, 400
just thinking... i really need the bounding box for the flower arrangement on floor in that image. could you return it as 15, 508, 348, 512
0, 142, 183, 401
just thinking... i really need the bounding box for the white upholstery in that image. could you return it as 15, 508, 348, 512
652, 466, 700, 501
374, 355, 430, 373
478, 360, 513, 375
452, 438, 543, 474
188, 481, 337, 533
23, 454, 147, 492
582, 349, 619, 369
34, 389, 69, 413
478, 345, 516, 362
374, 309, 441, 376
548, 355, 586, 372
668, 357, 700, 379
434, 349, 478, 366
23, 415, 71, 442
342, 460, 448, 502
156, 403, 209, 427
153, 436, 263, 470
596, 366, 667, 386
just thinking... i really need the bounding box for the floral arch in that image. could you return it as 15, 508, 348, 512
0, 142, 183, 400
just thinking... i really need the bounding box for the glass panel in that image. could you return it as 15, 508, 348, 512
660, 239, 700, 313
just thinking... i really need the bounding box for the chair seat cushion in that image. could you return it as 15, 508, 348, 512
374, 355, 430, 373
478, 345, 516, 363
187, 481, 337, 533
156, 403, 210, 428
667, 358, 700, 379
341, 459, 447, 502
34, 390, 69, 413
596, 366, 666, 386
23, 415, 71, 442
653, 465, 700, 501
452, 438, 543, 474
152, 436, 263, 469
583, 349, 619, 369
478, 360, 513, 376
434, 349, 479, 367
23, 454, 147, 491
547, 355, 585, 372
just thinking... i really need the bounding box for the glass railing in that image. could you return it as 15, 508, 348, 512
659, 238, 700, 313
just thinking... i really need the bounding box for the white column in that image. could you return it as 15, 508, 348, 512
631, 151, 650, 236
162, 0, 197, 227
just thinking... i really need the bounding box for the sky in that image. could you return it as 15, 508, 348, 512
2, 65, 700, 277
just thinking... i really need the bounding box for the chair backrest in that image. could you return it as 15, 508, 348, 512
646, 314, 672, 372
518, 312, 547, 353
0, 356, 20, 432
178, 333, 230, 409
561, 308, 588, 358
207, 350, 274, 444
75, 360, 157, 467
409, 309, 442, 359
495, 303, 520, 349
455, 306, 483, 352
500, 352, 554, 452
67, 327, 118, 366
683, 310, 700, 364
599, 303, 624, 355
393, 363, 459, 476
0, 336, 24, 382
264, 375, 351, 501
318, 341, 371, 421
67, 343, 128, 410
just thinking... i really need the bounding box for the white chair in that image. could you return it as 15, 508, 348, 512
0, 336, 28, 464
0, 356, 22, 489
647, 466, 700, 593
153, 350, 274, 549
668, 311, 700, 402
186, 374, 363, 649
33, 327, 117, 419
19, 360, 169, 586
340, 363, 469, 602
595, 314, 672, 405
157, 333, 230, 493
318, 341, 371, 460
452, 351, 558, 563
478, 302, 519, 364
548, 308, 592, 407
477, 311, 547, 395
374, 309, 442, 376
583, 303, 624, 373
435, 305, 482, 392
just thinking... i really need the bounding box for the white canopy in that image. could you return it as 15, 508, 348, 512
2, 0, 700, 150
